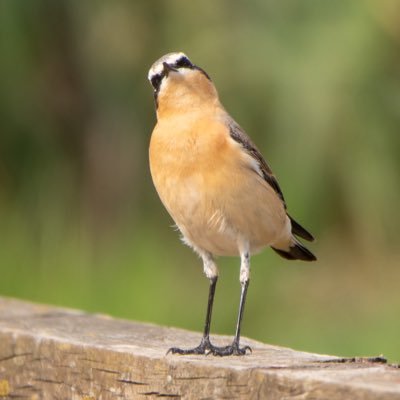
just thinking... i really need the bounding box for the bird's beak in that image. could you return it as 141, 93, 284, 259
163, 62, 178, 77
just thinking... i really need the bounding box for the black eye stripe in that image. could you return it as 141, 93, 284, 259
173, 57, 211, 81
150, 56, 212, 97
151, 74, 163, 91
174, 57, 194, 69
150, 57, 192, 92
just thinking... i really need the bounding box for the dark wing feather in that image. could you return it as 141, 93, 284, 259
228, 118, 286, 208
228, 118, 315, 243
288, 215, 315, 242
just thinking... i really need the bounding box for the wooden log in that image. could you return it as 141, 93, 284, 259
0, 297, 399, 399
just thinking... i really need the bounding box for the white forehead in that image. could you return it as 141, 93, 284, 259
148, 52, 188, 80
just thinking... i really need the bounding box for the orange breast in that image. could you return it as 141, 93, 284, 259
149, 113, 289, 256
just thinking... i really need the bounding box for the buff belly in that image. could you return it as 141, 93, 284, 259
149, 118, 289, 256
150, 164, 289, 257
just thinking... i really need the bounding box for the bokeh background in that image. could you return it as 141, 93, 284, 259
1, 1, 399, 362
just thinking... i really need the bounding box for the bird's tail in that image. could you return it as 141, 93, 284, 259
272, 238, 317, 261
288, 215, 314, 242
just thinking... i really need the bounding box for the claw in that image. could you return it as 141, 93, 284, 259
208, 343, 252, 357
166, 337, 211, 356
166, 345, 206, 355
167, 339, 251, 357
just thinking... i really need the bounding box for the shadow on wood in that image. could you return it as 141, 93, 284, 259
0, 297, 399, 399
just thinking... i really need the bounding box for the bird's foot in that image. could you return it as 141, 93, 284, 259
206, 341, 252, 357
167, 337, 213, 355
167, 338, 252, 357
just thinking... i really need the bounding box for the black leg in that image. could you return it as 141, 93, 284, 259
203, 275, 217, 339
232, 279, 251, 354
208, 279, 251, 356
167, 276, 218, 355
167, 250, 252, 357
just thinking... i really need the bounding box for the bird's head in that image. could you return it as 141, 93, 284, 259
148, 52, 219, 115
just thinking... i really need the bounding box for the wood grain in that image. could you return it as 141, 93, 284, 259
0, 297, 399, 399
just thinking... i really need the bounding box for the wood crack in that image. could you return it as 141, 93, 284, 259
33, 378, 63, 385
117, 378, 148, 385
141, 392, 181, 398
92, 367, 120, 375
0, 352, 33, 362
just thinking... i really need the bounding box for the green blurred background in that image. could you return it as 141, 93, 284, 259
1, 1, 399, 362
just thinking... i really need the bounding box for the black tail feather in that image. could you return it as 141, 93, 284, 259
288, 215, 314, 242
272, 240, 317, 262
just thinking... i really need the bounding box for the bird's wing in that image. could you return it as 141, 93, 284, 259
227, 118, 286, 208
227, 117, 315, 242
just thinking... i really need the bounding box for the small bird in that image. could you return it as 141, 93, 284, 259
148, 52, 316, 356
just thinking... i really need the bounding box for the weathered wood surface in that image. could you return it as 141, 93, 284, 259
0, 297, 399, 400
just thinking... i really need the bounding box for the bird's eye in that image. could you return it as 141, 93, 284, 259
151, 74, 163, 91
174, 57, 193, 69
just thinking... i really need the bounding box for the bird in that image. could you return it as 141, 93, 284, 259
148, 52, 316, 356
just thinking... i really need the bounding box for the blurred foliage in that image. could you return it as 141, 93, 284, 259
0, 1, 399, 362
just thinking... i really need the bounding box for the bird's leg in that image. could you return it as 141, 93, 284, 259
167, 253, 219, 355
208, 251, 252, 356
